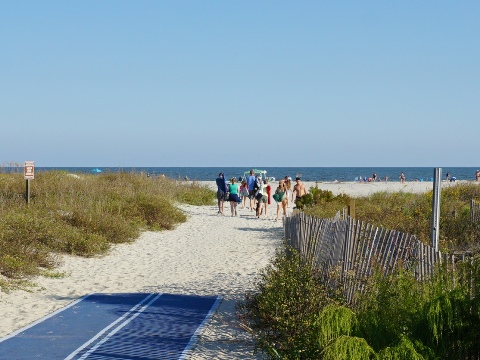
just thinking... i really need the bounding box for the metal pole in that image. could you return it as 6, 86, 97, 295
26, 179, 30, 205
431, 168, 442, 251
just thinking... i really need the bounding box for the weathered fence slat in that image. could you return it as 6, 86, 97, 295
284, 213, 447, 303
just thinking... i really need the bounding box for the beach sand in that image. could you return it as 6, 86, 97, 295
0, 179, 473, 358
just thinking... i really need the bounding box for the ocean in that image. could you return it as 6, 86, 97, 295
12, 167, 480, 182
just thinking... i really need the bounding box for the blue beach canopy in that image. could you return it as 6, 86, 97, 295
91, 168, 102, 173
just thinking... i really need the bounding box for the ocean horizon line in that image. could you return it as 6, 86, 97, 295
2, 166, 479, 183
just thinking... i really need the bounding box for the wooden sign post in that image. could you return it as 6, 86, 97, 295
24, 161, 34, 205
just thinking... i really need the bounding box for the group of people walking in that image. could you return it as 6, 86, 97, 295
215, 170, 308, 221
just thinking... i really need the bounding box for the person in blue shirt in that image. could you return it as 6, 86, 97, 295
247, 170, 257, 211
216, 172, 227, 215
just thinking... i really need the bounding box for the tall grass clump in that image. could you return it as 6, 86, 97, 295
237, 243, 345, 359
355, 257, 480, 359
0, 171, 215, 287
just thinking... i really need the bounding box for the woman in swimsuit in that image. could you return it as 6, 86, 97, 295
274, 180, 288, 221
283, 176, 292, 206
239, 180, 249, 208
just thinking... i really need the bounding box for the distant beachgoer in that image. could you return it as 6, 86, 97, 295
292, 177, 308, 205
216, 172, 227, 215
267, 181, 272, 205
372, 172, 377, 182
274, 180, 288, 221
446, 172, 450, 181
400, 172, 406, 184
247, 170, 257, 210
476, 170, 480, 181
254, 176, 265, 218
385, 176, 388, 182
262, 179, 271, 218
284, 176, 292, 206
239, 180, 249, 208
228, 178, 241, 216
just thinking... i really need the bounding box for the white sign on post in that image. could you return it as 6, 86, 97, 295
24, 161, 35, 180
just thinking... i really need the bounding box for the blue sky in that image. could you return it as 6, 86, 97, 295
1, 1, 479, 167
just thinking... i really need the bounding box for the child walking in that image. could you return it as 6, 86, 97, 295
239, 180, 249, 209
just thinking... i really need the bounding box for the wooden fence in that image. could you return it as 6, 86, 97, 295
284, 212, 444, 303
471, 198, 480, 223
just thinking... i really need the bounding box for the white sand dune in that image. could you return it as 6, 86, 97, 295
1, 179, 475, 358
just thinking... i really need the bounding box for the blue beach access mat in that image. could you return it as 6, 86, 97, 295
0, 292, 221, 360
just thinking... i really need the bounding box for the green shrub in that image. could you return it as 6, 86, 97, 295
300, 186, 350, 217
237, 244, 342, 359
355, 267, 427, 352
416, 257, 480, 359
377, 336, 428, 360
316, 304, 360, 348
123, 194, 187, 230
322, 335, 376, 360
294, 193, 314, 210
60, 208, 140, 244
354, 259, 480, 359
175, 181, 216, 206
0, 211, 58, 278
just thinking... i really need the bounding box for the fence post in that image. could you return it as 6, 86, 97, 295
431, 167, 442, 252
471, 199, 474, 222
347, 199, 355, 218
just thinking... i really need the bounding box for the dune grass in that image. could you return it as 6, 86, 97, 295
302, 182, 480, 253
0, 170, 215, 288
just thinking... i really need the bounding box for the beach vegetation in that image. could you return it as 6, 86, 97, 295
0, 171, 215, 288
242, 183, 480, 358
239, 244, 480, 359
295, 186, 350, 217
40, 269, 67, 279
237, 244, 344, 359
303, 183, 480, 253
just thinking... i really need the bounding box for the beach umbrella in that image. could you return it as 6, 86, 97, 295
91, 168, 102, 173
